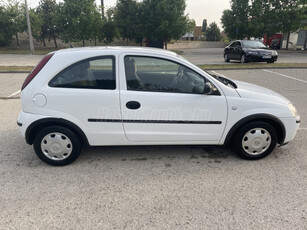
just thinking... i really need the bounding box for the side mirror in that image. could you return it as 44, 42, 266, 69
203, 82, 213, 95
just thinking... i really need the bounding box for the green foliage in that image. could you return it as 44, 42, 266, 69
100, 8, 119, 44
114, 0, 143, 43
35, 0, 59, 47
0, 6, 15, 46
201, 19, 207, 33
222, 0, 306, 43
3, 0, 26, 46
221, 0, 249, 39
187, 19, 196, 33
143, 0, 188, 46
54, 0, 102, 46
206, 22, 222, 41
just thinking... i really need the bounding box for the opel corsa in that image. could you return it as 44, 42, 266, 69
17, 47, 300, 166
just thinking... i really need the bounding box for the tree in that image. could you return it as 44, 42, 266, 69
221, 0, 250, 39
206, 22, 222, 41
5, 0, 26, 46
114, 0, 143, 44
248, 0, 273, 39
271, 0, 304, 49
142, 0, 188, 49
0, 6, 15, 46
54, 0, 102, 46
36, 0, 59, 48
186, 18, 196, 41
201, 19, 207, 33
100, 8, 119, 44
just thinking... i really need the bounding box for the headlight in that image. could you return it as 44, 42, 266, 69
272, 51, 278, 56
247, 51, 258, 55
288, 103, 298, 116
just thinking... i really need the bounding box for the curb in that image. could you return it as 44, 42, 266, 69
0, 71, 30, 74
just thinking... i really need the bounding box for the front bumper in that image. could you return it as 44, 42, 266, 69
280, 115, 300, 144
246, 54, 278, 62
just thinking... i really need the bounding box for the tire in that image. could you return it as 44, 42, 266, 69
233, 121, 277, 160
224, 53, 230, 62
267, 61, 275, 63
33, 126, 82, 166
240, 54, 247, 63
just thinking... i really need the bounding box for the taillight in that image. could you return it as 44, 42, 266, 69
21, 53, 54, 90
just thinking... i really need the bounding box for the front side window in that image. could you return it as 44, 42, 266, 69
49, 56, 115, 90
124, 56, 210, 94
229, 42, 236, 47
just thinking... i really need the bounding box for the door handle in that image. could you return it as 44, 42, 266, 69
126, 101, 141, 110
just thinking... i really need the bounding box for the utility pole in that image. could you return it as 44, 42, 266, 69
101, 0, 104, 19
25, 0, 35, 54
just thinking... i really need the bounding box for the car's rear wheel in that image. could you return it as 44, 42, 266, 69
240, 54, 247, 63
224, 53, 230, 62
267, 60, 275, 63
33, 126, 82, 166
233, 121, 277, 160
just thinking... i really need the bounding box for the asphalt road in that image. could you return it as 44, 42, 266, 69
1, 48, 307, 67
0, 68, 306, 229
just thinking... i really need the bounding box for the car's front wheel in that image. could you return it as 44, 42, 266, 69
240, 54, 247, 63
233, 121, 277, 160
33, 126, 82, 166
224, 53, 230, 62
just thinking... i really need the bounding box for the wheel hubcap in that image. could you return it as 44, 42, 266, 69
242, 128, 271, 155
41, 132, 73, 160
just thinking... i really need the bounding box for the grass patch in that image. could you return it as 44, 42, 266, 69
0, 47, 60, 55
170, 50, 184, 55
198, 62, 307, 70
0, 66, 34, 72
0, 62, 306, 73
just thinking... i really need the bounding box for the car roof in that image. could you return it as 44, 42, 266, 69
52, 46, 178, 58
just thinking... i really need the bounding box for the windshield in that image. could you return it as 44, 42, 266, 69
242, 40, 266, 49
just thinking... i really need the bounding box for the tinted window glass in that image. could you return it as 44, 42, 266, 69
242, 40, 266, 48
49, 56, 115, 89
229, 42, 236, 47
124, 56, 207, 94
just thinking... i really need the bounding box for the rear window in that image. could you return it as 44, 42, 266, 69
49, 56, 115, 90
22, 53, 54, 90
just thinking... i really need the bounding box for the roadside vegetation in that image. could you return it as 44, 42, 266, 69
0, 0, 190, 49
222, 0, 307, 49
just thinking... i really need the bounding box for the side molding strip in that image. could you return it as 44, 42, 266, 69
88, 119, 222, 124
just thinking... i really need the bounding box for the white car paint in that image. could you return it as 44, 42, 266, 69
18, 47, 300, 149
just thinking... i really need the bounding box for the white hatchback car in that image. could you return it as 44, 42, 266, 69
18, 47, 300, 166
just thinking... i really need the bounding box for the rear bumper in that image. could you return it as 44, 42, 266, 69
17, 111, 51, 143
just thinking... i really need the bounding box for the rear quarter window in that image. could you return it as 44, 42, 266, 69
49, 56, 115, 90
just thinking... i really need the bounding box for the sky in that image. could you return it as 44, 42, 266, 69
11, 0, 231, 29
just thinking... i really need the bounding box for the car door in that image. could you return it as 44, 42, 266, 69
46, 55, 123, 146
234, 41, 242, 60
119, 54, 227, 144
227, 42, 236, 59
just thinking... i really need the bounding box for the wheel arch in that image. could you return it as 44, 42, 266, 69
26, 118, 89, 146
224, 114, 286, 146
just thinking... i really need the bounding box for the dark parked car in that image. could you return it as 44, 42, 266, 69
224, 40, 278, 63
